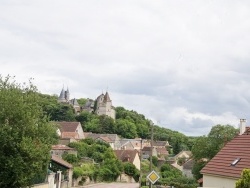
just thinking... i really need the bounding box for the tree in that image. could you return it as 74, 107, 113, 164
96, 148, 123, 181
62, 154, 79, 164
0, 76, 58, 188
236, 168, 250, 188
207, 124, 238, 159
123, 162, 140, 182
99, 115, 116, 133
191, 124, 238, 180
115, 119, 137, 138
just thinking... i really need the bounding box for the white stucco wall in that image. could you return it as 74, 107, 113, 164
203, 174, 237, 188
76, 124, 85, 139
133, 153, 141, 170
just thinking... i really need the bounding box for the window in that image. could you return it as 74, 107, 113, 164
231, 158, 241, 166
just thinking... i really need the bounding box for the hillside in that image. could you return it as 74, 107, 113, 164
38, 93, 195, 154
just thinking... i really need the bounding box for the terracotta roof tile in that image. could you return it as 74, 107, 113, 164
56, 121, 81, 132
156, 147, 169, 155
51, 155, 73, 169
201, 133, 250, 179
52, 144, 75, 150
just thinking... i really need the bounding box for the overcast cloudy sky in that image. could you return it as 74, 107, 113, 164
1, 0, 250, 136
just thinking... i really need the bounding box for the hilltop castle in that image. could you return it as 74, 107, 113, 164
95, 92, 116, 119
58, 87, 81, 113
58, 87, 115, 119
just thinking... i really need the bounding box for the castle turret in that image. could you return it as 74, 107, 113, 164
95, 91, 115, 119
65, 87, 70, 101
58, 87, 66, 102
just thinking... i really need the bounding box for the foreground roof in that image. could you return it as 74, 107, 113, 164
201, 133, 250, 179
51, 155, 73, 169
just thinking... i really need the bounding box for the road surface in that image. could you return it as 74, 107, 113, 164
80, 182, 139, 188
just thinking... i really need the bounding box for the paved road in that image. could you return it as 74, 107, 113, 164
80, 182, 139, 188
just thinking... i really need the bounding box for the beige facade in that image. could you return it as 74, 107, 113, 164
133, 152, 141, 170
202, 174, 237, 188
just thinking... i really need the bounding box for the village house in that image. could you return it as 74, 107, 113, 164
50, 155, 73, 188
114, 150, 141, 170
119, 138, 143, 151
200, 119, 250, 188
85, 133, 121, 149
141, 146, 158, 159
55, 121, 85, 145
51, 144, 77, 158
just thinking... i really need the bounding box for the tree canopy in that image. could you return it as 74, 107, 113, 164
0, 76, 58, 188
191, 124, 238, 180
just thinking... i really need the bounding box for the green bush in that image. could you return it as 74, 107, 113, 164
73, 167, 84, 179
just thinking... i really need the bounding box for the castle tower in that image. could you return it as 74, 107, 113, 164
65, 87, 70, 101
95, 91, 115, 119
58, 87, 67, 102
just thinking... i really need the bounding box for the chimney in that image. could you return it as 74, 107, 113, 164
239, 119, 246, 135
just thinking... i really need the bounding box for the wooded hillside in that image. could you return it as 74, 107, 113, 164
38, 94, 195, 155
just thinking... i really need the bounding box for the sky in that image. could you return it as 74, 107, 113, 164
1, 0, 250, 136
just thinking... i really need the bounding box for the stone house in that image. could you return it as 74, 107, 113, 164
141, 146, 157, 159
114, 150, 141, 170
182, 159, 194, 178
50, 155, 73, 188
85, 133, 121, 149
56, 121, 85, 141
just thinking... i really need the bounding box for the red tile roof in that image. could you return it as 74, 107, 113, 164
156, 147, 169, 155
52, 144, 75, 150
51, 155, 73, 169
201, 133, 250, 179
56, 121, 81, 132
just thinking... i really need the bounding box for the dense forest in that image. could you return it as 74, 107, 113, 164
38, 93, 195, 155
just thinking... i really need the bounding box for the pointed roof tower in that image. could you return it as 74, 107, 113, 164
58, 86, 66, 102
104, 91, 111, 102
65, 87, 70, 101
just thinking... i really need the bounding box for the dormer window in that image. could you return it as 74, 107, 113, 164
231, 158, 241, 166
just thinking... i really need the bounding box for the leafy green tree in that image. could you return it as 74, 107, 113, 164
96, 148, 123, 181
75, 111, 93, 125
62, 154, 79, 164
192, 160, 207, 180
152, 156, 158, 167
123, 162, 140, 182
99, 115, 116, 133
191, 124, 238, 180
77, 98, 88, 106
0, 76, 58, 188
115, 119, 137, 138
207, 124, 238, 159
84, 116, 101, 133
236, 168, 250, 188
191, 136, 209, 160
